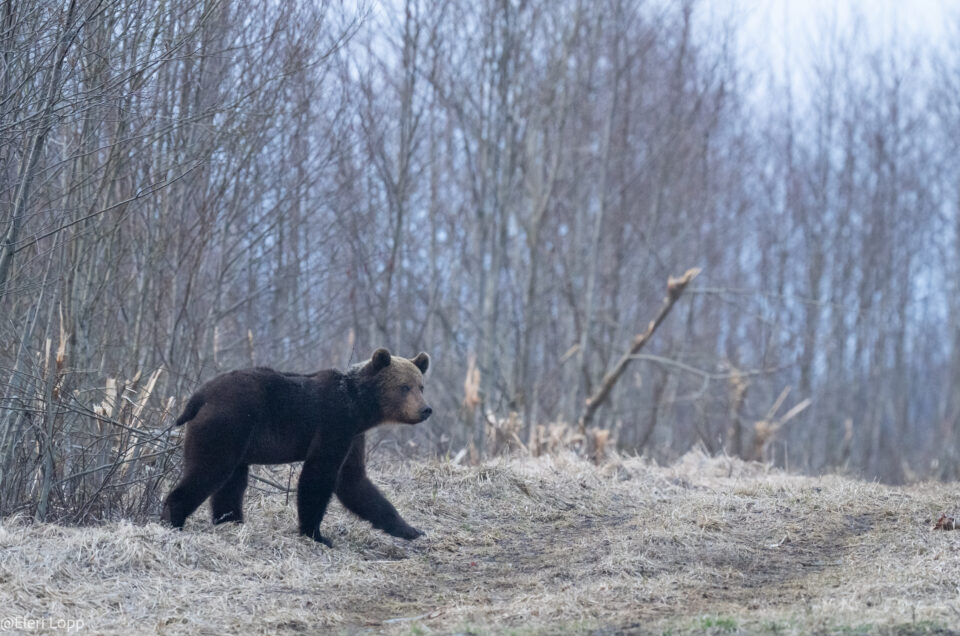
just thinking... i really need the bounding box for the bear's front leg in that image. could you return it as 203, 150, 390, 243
335, 435, 424, 540
337, 475, 424, 539
297, 440, 350, 546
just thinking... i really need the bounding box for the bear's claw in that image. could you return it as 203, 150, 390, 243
301, 527, 333, 547
392, 525, 424, 540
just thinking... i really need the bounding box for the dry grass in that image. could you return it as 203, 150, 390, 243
3, 451, 960, 634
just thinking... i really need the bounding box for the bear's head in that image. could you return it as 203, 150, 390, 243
358, 348, 432, 425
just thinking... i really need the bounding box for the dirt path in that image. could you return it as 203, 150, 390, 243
2, 453, 960, 634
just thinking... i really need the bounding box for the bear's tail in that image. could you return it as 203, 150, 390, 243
174, 393, 204, 426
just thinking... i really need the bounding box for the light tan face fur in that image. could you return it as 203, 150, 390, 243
370, 353, 431, 424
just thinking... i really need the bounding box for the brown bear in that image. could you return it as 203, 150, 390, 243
160, 348, 431, 546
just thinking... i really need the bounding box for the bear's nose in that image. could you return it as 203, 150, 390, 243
420, 407, 433, 420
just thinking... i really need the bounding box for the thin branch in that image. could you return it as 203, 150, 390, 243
578, 267, 700, 433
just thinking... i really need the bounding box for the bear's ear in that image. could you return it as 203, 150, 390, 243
411, 352, 430, 374
369, 348, 392, 372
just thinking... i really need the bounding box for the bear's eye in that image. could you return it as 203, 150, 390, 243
400, 384, 411, 393
419, 385, 424, 392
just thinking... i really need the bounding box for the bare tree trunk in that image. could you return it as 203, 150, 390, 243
0, 0, 79, 292
578, 9, 621, 403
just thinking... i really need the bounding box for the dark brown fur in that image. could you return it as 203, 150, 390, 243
161, 348, 431, 546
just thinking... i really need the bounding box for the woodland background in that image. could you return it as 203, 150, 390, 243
1, 0, 958, 521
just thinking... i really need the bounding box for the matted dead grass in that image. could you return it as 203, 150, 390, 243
3, 452, 960, 634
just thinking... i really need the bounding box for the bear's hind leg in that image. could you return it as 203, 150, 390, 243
162, 414, 252, 529
162, 468, 231, 528
211, 464, 249, 524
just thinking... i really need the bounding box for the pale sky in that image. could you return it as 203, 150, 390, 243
707, 0, 954, 82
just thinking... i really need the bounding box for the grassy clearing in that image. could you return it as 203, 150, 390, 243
3, 452, 960, 634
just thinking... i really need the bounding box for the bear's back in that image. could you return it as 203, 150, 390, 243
192, 367, 351, 464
